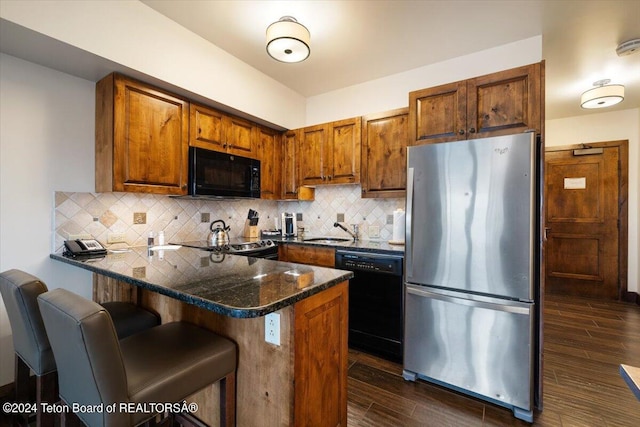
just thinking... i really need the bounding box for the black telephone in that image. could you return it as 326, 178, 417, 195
64, 239, 107, 257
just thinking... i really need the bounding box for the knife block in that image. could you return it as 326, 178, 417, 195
243, 220, 259, 239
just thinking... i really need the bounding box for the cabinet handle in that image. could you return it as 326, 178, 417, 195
468, 127, 476, 134
223, 143, 227, 148
458, 129, 465, 135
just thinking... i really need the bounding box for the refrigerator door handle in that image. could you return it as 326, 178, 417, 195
406, 285, 531, 315
406, 167, 415, 276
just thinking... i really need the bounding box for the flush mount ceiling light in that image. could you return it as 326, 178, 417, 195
580, 79, 625, 109
266, 16, 310, 63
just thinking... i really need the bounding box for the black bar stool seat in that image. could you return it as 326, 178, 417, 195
38, 288, 237, 427
0, 269, 160, 426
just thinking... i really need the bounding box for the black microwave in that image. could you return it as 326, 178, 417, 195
189, 147, 261, 198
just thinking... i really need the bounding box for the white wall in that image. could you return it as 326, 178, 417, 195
0, 0, 306, 129
306, 36, 542, 125
546, 108, 640, 294
0, 53, 97, 386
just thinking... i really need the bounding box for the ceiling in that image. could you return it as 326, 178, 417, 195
139, 0, 640, 120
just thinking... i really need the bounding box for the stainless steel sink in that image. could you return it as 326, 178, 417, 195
302, 237, 351, 244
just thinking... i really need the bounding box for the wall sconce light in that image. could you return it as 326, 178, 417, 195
581, 79, 625, 109
266, 16, 310, 63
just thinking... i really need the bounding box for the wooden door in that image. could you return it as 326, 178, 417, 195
467, 63, 541, 139
112, 75, 189, 195
408, 81, 466, 145
189, 104, 225, 151
282, 130, 299, 199
545, 144, 624, 299
224, 115, 255, 157
361, 108, 408, 198
294, 281, 348, 427
299, 124, 330, 185
255, 126, 281, 200
330, 117, 361, 184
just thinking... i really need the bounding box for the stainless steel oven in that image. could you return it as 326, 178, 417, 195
335, 249, 404, 362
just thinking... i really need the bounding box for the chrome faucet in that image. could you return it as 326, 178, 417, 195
334, 222, 358, 241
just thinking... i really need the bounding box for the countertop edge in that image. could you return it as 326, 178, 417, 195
50, 253, 352, 318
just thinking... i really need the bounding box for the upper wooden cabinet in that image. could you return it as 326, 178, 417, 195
409, 62, 542, 145
299, 117, 361, 185
255, 125, 281, 200
96, 74, 189, 195
189, 103, 255, 158
361, 108, 408, 199
282, 130, 300, 199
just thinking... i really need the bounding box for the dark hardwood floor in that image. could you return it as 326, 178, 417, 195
347, 294, 640, 426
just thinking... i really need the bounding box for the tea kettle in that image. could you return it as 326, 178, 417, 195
208, 219, 230, 246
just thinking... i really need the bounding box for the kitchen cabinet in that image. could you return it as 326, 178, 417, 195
361, 108, 408, 198
278, 245, 336, 268
408, 62, 542, 145
299, 117, 361, 185
255, 125, 281, 200
95, 73, 189, 195
189, 103, 255, 158
282, 130, 314, 201
294, 281, 348, 426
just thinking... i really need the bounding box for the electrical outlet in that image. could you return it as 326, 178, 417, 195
265, 312, 281, 346
133, 212, 146, 224
369, 225, 380, 238
107, 233, 127, 244
201, 212, 210, 223
387, 214, 394, 225
336, 213, 345, 222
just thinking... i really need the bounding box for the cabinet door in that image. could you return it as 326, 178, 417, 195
189, 104, 225, 151
299, 124, 330, 185
408, 81, 466, 145
467, 63, 541, 138
330, 117, 361, 184
255, 126, 281, 200
224, 115, 255, 157
278, 245, 335, 268
282, 130, 299, 199
294, 281, 348, 427
112, 76, 189, 194
361, 108, 408, 198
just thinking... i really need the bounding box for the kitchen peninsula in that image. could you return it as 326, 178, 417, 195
51, 246, 352, 426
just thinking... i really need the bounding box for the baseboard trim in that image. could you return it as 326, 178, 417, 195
622, 291, 640, 305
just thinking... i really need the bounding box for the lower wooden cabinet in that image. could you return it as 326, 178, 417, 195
361, 108, 408, 198
278, 245, 336, 268
294, 281, 348, 426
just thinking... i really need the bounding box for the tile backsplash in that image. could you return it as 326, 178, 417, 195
54, 185, 404, 250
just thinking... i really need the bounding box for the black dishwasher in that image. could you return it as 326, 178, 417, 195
335, 250, 404, 362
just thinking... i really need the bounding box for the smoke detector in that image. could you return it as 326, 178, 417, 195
616, 38, 640, 56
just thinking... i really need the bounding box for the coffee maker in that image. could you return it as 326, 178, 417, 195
281, 212, 297, 238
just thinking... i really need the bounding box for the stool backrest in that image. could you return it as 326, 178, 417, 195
0, 269, 55, 375
38, 288, 130, 427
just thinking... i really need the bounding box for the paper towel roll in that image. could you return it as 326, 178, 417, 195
391, 209, 405, 244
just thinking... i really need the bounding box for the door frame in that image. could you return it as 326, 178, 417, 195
545, 140, 629, 300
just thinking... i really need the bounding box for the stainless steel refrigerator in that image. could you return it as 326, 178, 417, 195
402, 132, 541, 422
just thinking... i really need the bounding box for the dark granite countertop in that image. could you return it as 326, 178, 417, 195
50, 246, 352, 318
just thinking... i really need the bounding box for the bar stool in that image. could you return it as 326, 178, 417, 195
38, 288, 237, 427
0, 269, 160, 427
